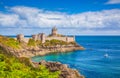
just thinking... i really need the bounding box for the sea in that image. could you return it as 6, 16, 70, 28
31, 36, 119, 78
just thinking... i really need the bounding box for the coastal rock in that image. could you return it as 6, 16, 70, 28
38, 60, 84, 78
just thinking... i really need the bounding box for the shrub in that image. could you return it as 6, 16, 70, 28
44, 39, 67, 47
0, 36, 20, 49
0, 51, 60, 78
27, 39, 36, 46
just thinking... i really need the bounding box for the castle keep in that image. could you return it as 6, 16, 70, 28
16, 27, 75, 43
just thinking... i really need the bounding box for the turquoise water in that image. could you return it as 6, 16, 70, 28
32, 36, 120, 78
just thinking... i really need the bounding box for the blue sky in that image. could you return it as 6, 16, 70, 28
0, 0, 120, 13
0, 0, 120, 35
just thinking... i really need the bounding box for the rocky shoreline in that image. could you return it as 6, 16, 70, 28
0, 43, 84, 58
32, 60, 84, 78
18, 45, 84, 57
0, 43, 85, 78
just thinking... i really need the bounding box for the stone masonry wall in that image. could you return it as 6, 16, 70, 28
15, 36, 74, 43
46, 36, 75, 42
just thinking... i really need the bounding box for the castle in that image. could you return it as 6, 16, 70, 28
16, 27, 75, 43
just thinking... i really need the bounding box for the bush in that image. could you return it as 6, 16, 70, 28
69, 41, 77, 45
36, 40, 42, 46
0, 36, 20, 49
0, 51, 60, 78
27, 39, 36, 46
44, 39, 67, 47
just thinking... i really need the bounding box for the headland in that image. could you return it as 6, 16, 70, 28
0, 27, 84, 78
11, 27, 84, 57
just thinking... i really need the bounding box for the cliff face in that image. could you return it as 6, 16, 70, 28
15, 45, 84, 57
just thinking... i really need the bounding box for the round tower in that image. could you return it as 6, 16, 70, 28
52, 26, 57, 36
17, 34, 24, 42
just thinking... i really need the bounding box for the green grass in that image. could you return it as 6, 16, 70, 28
44, 39, 76, 47
44, 39, 67, 46
0, 49, 60, 78
0, 35, 76, 49
0, 35, 20, 49
0, 35, 60, 78
27, 39, 43, 47
27, 39, 36, 46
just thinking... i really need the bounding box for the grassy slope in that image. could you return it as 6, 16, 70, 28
0, 50, 60, 78
0, 35, 60, 78
27, 38, 77, 47
0, 35, 20, 49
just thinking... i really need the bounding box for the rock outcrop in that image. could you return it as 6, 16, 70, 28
33, 60, 84, 78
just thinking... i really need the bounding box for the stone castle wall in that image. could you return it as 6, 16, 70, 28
46, 36, 74, 42
16, 36, 75, 43
16, 27, 75, 43
66, 36, 75, 42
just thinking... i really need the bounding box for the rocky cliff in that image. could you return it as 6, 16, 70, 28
33, 60, 84, 78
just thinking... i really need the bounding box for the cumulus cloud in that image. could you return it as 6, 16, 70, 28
0, 6, 120, 35
106, 0, 120, 4
0, 13, 19, 27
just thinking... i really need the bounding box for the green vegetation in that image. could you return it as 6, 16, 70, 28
27, 39, 36, 46
0, 35, 60, 78
69, 41, 77, 45
36, 40, 42, 46
27, 39, 69, 47
0, 35, 20, 49
0, 35, 76, 49
0, 49, 60, 78
44, 39, 77, 47
44, 39, 67, 47
27, 39, 42, 47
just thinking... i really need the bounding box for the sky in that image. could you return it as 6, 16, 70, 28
0, 0, 120, 35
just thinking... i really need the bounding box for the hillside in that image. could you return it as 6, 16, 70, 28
0, 35, 60, 78
0, 35, 84, 78
0, 48, 60, 78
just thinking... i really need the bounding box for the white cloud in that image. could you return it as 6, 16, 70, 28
106, 0, 120, 4
0, 13, 19, 27
0, 6, 120, 35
